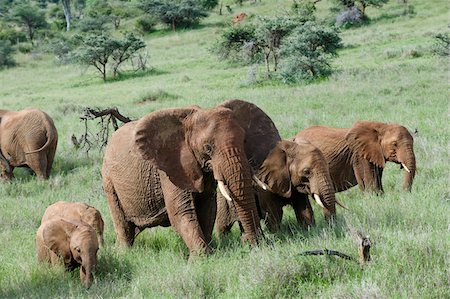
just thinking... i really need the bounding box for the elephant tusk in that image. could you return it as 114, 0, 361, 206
401, 163, 411, 173
313, 194, 325, 209
218, 181, 233, 202
336, 198, 349, 210
253, 175, 269, 191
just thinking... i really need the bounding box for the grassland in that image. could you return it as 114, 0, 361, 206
0, 0, 449, 298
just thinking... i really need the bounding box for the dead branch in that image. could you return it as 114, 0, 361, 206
72, 107, 133, 156
300, 249, 356, 261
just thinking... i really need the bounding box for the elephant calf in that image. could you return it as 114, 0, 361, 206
0, 108, 58, 180
216, 139, 345, 234
41, 201, 105, 247
36, 202, 101, 288
295, 121, 416, 193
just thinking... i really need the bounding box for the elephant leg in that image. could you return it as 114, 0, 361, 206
26, 152, 48, 180
103, 177, 136, 247
259, 191, 283, 232
194, 181, 217, 245
45, 145, 57, 178
353, 158, 384, 194
159, 172, 210, 256
215, 191, 236, 238
292, 192, 315, 229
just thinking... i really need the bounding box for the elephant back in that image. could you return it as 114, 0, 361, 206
220, 99, 281, 170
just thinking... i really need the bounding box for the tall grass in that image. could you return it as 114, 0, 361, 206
0, 0, 449, 298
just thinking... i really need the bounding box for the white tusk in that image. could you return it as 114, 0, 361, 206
336, 198, 348, 210
218, 181, 233, 202
313, 194, 325, 209
253, 175, 269, 191
401, 163, 411, 173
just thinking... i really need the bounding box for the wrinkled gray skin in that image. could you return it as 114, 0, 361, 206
36, 218, 99, 289
216, 139, 337, 234
102, 100, 280, 258
42, 201, 105, 247
295, 121, 416, 194
0, 108, 58, 180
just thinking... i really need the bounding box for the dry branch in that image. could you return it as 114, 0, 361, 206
72, 107, 133, 155
300, 249, 355, 261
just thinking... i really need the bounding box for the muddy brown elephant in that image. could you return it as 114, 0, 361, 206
216, 139, 342, 234
0, 108, 58, 180
42, 201, 105, 247
295, 121, 416, 193
102, 100, 278, 257
36, 218, 99, 289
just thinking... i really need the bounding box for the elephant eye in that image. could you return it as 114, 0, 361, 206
75, 247, 81, 253
203, 143, 213, 155
303, 168, 311, 176
391, 141, 397, 147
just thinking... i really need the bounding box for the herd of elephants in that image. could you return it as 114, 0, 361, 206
0, 99, 416, 288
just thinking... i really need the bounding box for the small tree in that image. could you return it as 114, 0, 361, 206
358, 0, 389, 16
71, 33, 147, 81
279, 21, 341, 82
111, 33, 146, 77
10, 3, 48, 46
138, 0, 208, 31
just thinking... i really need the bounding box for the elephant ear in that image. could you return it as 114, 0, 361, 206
133, 107, 204, 192
43, 218, 77, 264
257, 141, 292, 198
220, 99, 281, 169
346, 121, 385, 168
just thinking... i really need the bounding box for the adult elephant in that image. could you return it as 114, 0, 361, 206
216, 138, 342, 234
294, 121, 416, 193
102, 100, 277, 257
0, 108, 58, 180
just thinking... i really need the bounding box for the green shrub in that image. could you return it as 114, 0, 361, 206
0, 40, 16, 68
433, 32, 450, 57
135, 16, 158, 33
76, 16, 112, 33
17, 42, 33, 53
138, 0, 208, 31
279, 21, 342, 83
0, 27, 27, 45
210, 23, 258, 62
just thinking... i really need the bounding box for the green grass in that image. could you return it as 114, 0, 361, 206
0, 0, 449, 298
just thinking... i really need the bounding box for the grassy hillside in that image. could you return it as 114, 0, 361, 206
0, 0, 449, 298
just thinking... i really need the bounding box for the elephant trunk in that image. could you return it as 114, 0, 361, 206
214, 147, 261, 246
400, 149, 416, 192
80, 259, 95, 289
312, 173, 337, 220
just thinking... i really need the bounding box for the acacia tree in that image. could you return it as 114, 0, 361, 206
10, 3, 48, 46
71, 33, 146, 81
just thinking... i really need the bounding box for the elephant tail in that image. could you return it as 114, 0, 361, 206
25, 120, 57, 155
25, 135, 52, 154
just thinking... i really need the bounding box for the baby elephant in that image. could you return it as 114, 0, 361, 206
36, 218, 99, 288
41, 201, 104, 247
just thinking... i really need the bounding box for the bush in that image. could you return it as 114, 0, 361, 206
46, 35, 82, 64
77, 16, 112, 33
279, 21, 342, 83
0, 40, 16, 68
135, 16, 158, 33
197, 0, 218, 10
0, 27, 27, 45
210, 23, 258, 62
433, 32, 450, 57
138, 0, 208, 31
336, 6, 365, 27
